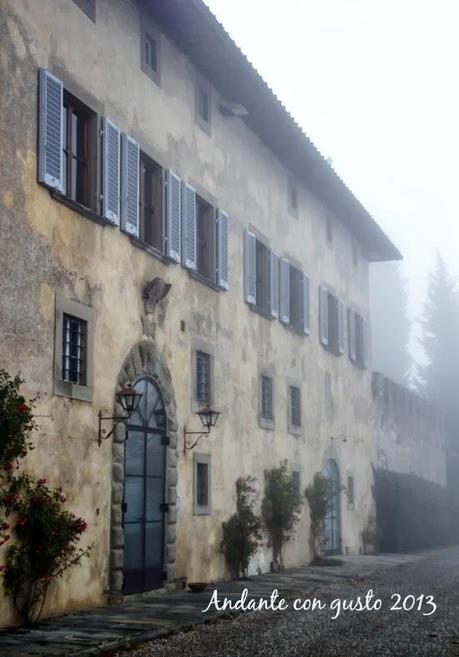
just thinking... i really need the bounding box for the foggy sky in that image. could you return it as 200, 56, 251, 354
204, 0, 459, 334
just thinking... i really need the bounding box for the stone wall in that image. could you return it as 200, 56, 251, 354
372, 373, 446, 486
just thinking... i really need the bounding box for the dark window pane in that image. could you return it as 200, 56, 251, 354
347, 476, 354, 504
124, 477, 144, 522
62, 314, 87, 385
255, 240, 269, 312
289, 264, 302, 332
125, 432, 144, 476
197, 462, 209, 507
196, 351, 211, 403
290, 386, 301, 427
196, 195, 215, 282
198, 87, 209, 123
63, 93, 92, 207
145, 34, 157, 72
124, 522, 143, 570
139, 152, 163, 250
261, 376, 273, 420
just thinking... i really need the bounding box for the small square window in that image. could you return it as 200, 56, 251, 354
195, 78, 211, 134
144, 33, 158, 73
261, 376, 273, 420
72, 0, 95, 21
326, 219, 333, 245
193, 453, 211, 515
196, 351, 211, 404
140, 19, 161, 86
62, 314, 87, 386
289, 386, 301, 428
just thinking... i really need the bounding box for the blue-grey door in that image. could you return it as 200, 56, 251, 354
123, 377, 167, 594
324, 459, 341, 555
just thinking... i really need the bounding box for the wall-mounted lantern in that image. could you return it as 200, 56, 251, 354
98, 384, 143, 446
183, 405, 220, 454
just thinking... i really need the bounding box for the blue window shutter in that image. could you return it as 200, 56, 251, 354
279, 257, 290, 324
270, 251, 279, 318
102, 117, 120, 224
244, 230, 256, 304
319, 286, 329, 345
38, 69, 64, 192
217, 210, 229, 289
182, 182, 196, 270
302, 273, 310, 335
337, 298, 345, 354
120, 134, 139, 237
167, 170, 181, 262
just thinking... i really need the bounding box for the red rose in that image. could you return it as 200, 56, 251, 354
18, 403, 28, 414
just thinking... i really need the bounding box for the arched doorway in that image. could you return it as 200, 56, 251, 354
122, 377, 167, 594
324, 459, 341, 555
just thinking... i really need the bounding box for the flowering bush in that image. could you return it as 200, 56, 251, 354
0, 370, 36, 470
0, 370, 91, 626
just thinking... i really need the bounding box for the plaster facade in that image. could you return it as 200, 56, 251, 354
0, 0, 385, 625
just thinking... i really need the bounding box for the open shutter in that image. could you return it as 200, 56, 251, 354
302, 273, 310, 335
38, 69, 64, 192
120, 134, 139, 237
337, 298, 345, 354
102, 118, 120, 224
244, 230, 256, 304
182, 183, 196, 270
269, 251, 279, 318
279, 257, 290, 324
319, 286, 329, 345
348, 309, 357, 361
217, 210, 229, 289
167, 170, 181, 262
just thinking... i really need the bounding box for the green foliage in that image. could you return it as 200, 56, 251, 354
0, 370, 91, 626
262, 461, 302, 570
304, 473, 335, 560
373, 467, 459, 553
0, 370, 37, 470
221, 476, 261, 579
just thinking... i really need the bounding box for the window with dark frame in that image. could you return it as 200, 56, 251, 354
290, 386, 301, 427
289, 264, 303, 333
197, 461, 209, 507
197, 86, 210, 124
72, 0, 95, 21
261, 375, 273, 420
144, 33, 158, 73
255, 239, 270, 313
196, 350, 211, 403
292, 471, 300, 502
347, 475, 355, 505
62, 314, 87, 386
62, 92, 96, 209
139, 151, 164, 251
327, 291, 339, 354
196, 194, 216, 283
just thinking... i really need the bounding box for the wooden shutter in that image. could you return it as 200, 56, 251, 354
348, 308, 357, 361
337, 298, 345, 354
269, 251, 279, 318
279, 257, 290, 324
319, 286, 329, 345
244, 230, 256, 304
38, 69, 64, 192
217, 210, 229, 289
102, 117, 121, 224
182, 182, 196, 270
302, 273, 310, 335
120, 134, 139, 237
166, 170, 181, 262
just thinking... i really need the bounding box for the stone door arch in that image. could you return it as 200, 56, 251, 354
109, 341, 178, 599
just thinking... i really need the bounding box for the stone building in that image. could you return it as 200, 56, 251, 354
372, 373, 446, 487
0, 0, 400, 624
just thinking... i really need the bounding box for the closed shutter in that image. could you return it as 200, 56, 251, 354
102, 117, 121, 224
217, 210, 229, 289
348, 308, 357, 361
337, 298, 345, 354
279, 257, 290, 324
269, 251, 279, 318
244, 230, 256, 304
319, 286, 329, 345
166, 170, 181, 262
120, 134, 139, 237
182, 183, 196, 270
38, 69, 64, 192
302, 273, 310, 335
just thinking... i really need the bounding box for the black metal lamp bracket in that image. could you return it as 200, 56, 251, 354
98, 410, 129, 446
183, 426, 211, 454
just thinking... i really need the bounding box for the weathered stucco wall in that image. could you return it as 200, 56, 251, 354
0, 0, 375, 625
372, 373, 446, 487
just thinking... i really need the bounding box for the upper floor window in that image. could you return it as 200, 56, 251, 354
62, 314, 87, 386
319, 286, 345, 356
140, 20, 161, 86
326, 218, 333, 246
196, 194, 216, 283
279, 258, 310, 335
195, 76, 211, 134
62, 91, 97, 209
196, 350, 211, 404
72, 0, 95, 22
139, 151, 164, 251
348, 309, 367, 368
244, 231, 277, 317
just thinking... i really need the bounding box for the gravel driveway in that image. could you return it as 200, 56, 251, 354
113, 548, 459, 657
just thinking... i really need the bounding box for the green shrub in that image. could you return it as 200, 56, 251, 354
304, 473, 335, 560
